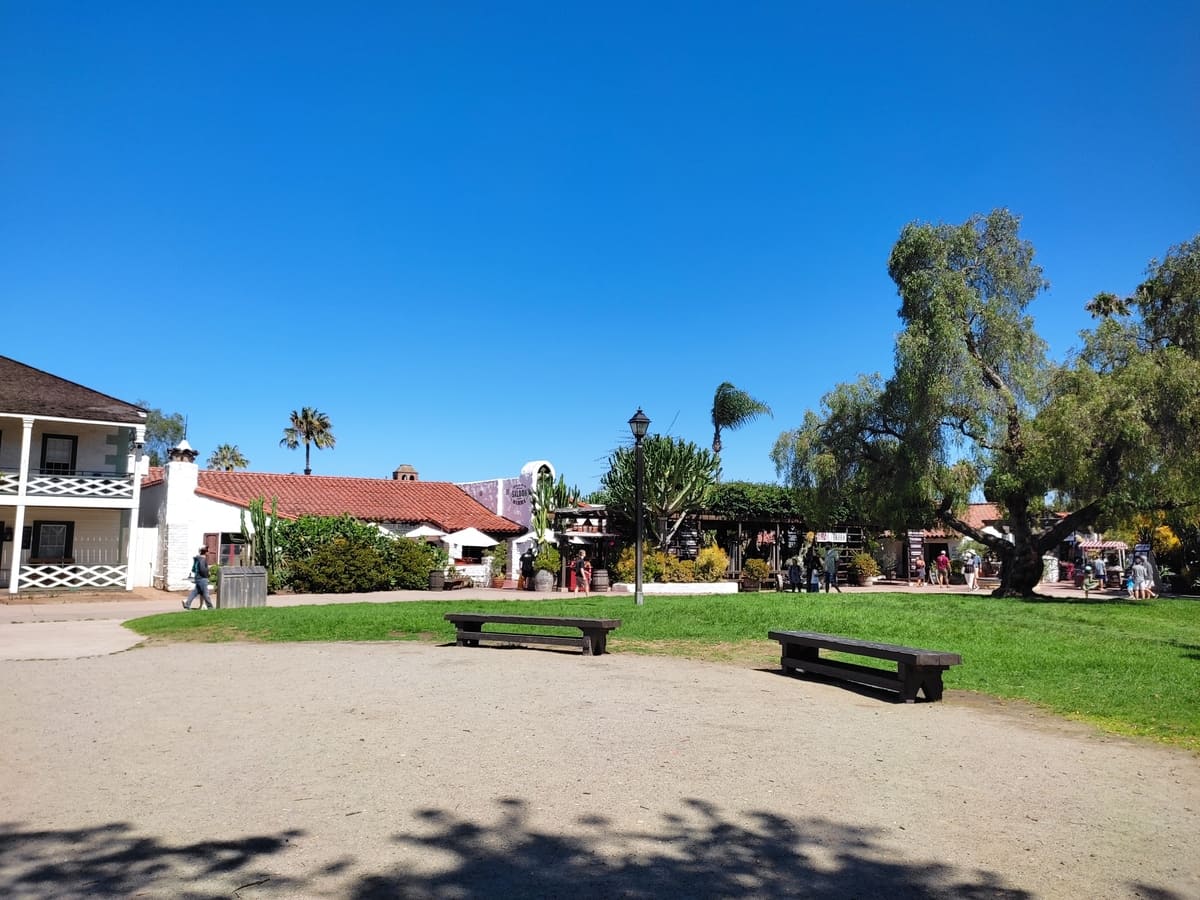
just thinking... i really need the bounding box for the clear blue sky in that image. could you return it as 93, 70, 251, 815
4, 3, 1197, 493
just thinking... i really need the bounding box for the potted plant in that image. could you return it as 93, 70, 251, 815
489, 541, 507, 588
849, 552, 881, 586
532, 545, 560, 592
740, 558, 771, 591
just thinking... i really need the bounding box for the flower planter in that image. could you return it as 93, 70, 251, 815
533, 570, 555, 592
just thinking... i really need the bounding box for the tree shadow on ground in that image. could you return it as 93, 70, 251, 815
0, 820, 304, 898
355, 797, 1034, 899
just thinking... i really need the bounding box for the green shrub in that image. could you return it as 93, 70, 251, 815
534, 545, 561, 574
694, 546, 729, 582
614, 544, 670, 582
277, 515, 446, 593
742, 558, 770, 581
289, 538, 391, 593
665, 557, 696, 583
849, 552, 881, 581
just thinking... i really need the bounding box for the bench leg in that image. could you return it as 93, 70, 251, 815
455, 628, 480, 648
898, 664, 947, 702
898, 663, 922, 702
780, 643, 819, 673
581, 629, 607, 656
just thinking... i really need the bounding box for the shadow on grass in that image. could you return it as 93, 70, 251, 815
0, 821, 305, 897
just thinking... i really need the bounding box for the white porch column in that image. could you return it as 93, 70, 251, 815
124, 425, 147, 591
8, 417, 34, 594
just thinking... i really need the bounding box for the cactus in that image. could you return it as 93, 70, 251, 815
240, 495, 280, 580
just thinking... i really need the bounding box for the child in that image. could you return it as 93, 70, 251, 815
1125, 571, 1136, 599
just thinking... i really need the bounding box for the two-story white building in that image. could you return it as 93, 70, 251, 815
0, 356, 147, 593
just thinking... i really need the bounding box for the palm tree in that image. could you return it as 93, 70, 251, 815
207, 443, 249, 472
280, 407, 336, 475
710, 382, 772, 455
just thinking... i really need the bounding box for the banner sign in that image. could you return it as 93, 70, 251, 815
815, 532, 847, 543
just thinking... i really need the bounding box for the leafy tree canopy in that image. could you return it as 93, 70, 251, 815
772, 211, 1200, 596
706, 481, 809, 522
136, 402, 185, 466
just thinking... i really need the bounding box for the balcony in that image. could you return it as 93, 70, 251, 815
0, 468, 135, 500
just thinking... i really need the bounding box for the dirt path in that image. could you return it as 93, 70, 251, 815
1, 641, 1197, 898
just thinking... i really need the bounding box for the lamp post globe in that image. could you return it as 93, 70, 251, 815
628, 408, 650, 606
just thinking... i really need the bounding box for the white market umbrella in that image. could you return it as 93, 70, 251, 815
405, 525, 447, 539
441, 527, 499, 548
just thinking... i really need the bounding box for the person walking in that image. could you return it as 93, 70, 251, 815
1132, 555, 1156, 599
183, 547, 215, 610
935, 550, 951, 586
913, 555, 927, 587
824, 545, 842, 593
962, 550, 978, 592
573, 550, 591, 595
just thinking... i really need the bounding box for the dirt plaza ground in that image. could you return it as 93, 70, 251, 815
2, 631, 1198, 898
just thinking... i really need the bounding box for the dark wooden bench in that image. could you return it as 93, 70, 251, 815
768, 630, 962, 702
445, 613, 622, 656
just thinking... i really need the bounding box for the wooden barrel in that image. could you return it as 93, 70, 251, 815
429, 570, 445, 590
591, 568, 610, 592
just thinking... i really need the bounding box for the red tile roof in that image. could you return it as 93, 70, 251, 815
922, 502, 1003, 538
146, 469, 523, 535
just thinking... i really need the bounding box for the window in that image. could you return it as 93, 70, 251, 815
32, 521, 74, 561
41, 435, 77, 475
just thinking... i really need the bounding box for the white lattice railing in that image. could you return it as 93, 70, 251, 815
0, 469, 16, 495
19, 564, 128, 590
23, 472, 134, 499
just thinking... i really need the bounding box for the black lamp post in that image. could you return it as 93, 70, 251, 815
628, 407, 650, 606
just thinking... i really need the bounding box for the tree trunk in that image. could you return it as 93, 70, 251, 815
996, 540, 1045, 596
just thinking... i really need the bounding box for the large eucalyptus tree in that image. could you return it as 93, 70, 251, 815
772, 211, 1200, 596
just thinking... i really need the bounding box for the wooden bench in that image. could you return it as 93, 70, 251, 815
768, 630, 962, 702
445, 613, 622, 656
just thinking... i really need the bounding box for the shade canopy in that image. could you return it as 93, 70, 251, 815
442, 527, 498, 548
404, 524, 447, 539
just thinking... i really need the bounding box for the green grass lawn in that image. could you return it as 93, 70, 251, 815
127, 591, 1200, 752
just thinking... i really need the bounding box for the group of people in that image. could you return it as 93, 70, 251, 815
517, 547, 594, 593
1125, 555, 1157, 599
784, 545, 842, 593
913, 549, 980, 591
